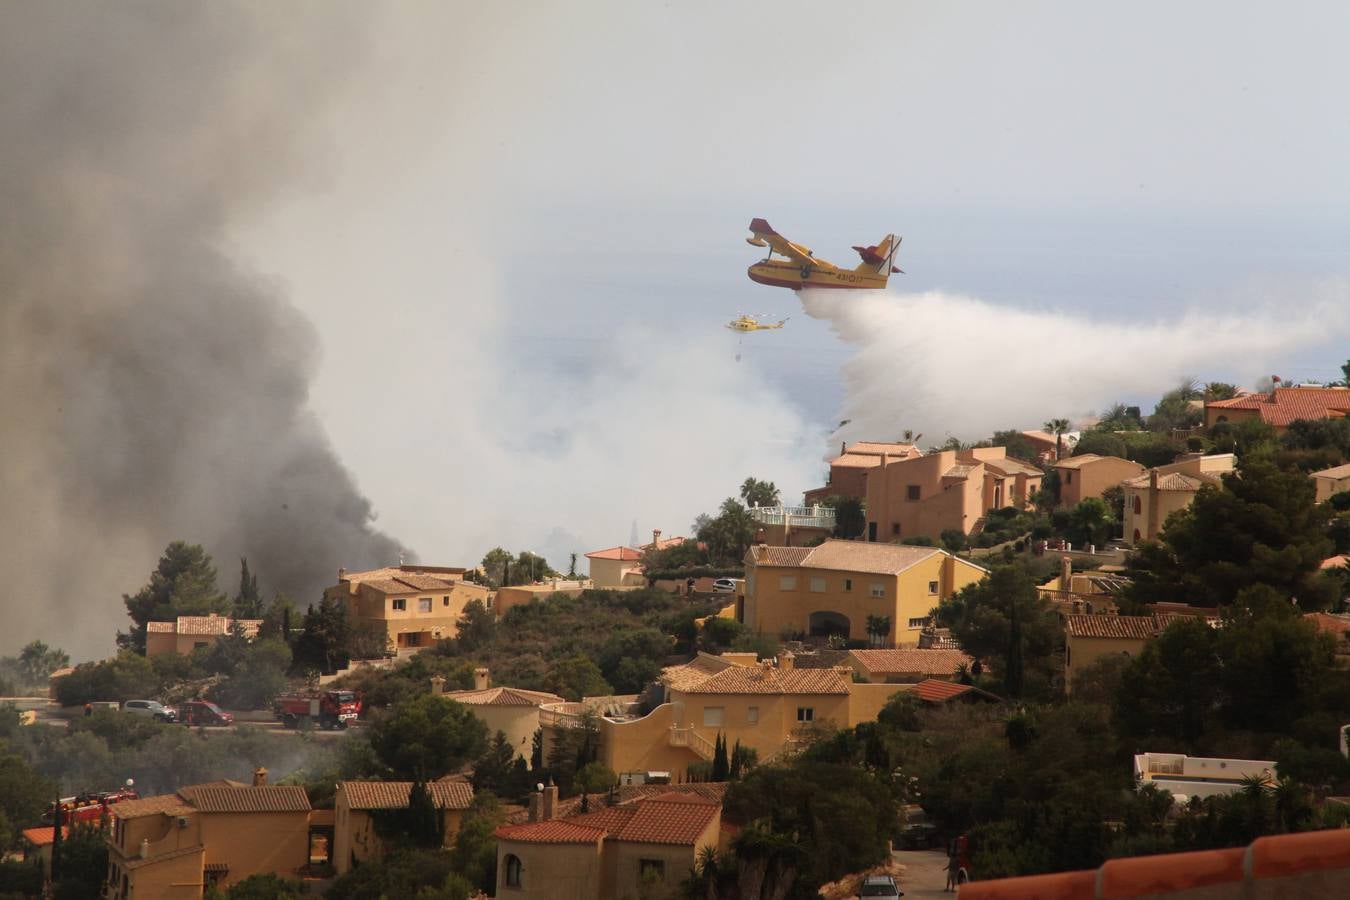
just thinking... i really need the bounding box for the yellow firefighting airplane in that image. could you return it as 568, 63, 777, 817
726, 314, 788, 332
745, 218, 902, 291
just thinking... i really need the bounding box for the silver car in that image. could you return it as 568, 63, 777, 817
858, 874, 903, 898
122, 700, 177, 722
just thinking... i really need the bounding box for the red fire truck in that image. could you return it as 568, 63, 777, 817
43, 787, 140, 825
272, 689, 361, 729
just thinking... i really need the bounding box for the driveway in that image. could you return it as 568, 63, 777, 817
892, 850, 954, 898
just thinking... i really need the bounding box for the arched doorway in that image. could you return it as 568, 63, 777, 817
808, 611, 850, 639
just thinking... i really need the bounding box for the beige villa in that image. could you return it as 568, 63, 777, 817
324, 564, 491, 654
333, 779, 475, 874
803, 440, 922, 505
1312, 463, 1350, 504
538, 652, 915, 783
104, 772, 317, 899
864, 447, 1043, 543
145, 614, 262, 657
1053, 454, 1145, 508
435, 667, 563, 766
494, 787, 721, 900
1123, 453, 1234, 544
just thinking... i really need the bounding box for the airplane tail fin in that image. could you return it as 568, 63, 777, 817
852, 234, 903, 275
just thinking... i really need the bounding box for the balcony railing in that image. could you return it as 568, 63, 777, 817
749, 504, 837, 529
668, 726, 716, 760
538, 702, 587, 730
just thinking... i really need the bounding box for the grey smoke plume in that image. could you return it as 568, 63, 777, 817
0, 4, 404, 657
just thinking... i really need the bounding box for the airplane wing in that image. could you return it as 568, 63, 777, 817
746, 218, 828, 269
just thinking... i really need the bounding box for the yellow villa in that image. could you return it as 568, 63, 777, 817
145, 614, 262, 657
1312, 463, 1350, 504
104, 773, 317, 899
494, 787, 721, 900
1053, 454, 1145, 508
741, 540, 987, 646
324, 564, 491, 654
333, 780, 475, 874
539, 652, 913, 782
1123, 453, 1234, 544
436, 667, 563, 766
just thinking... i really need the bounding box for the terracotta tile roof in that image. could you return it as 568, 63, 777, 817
442, 686, 564, 707
110, 794, 195, 820
1208, 387, 1350, 427
830, 453, 891, 469
585, 546, 645, 561
340, 565, 466, 584
844, 441, 921, 458
391, 573, 457, 591
1064, 614, 1158, 640
911, 679, 985, 703
942, 464, 977, 479
1122, 471, 1220, 491
339, 781, 474, 811
848, 649, 973, 676
495, 820, 607, 844
498, 795, 719, 847
1321, 554, 1350, 570
746, 540, 953, 577
743, 546, 813, 567
179, 785, 310, 813
147, 615, 262, 637
1053, 453, 1112, 470
680, 664, 850, 695
983, 457, 1044, 478
21, 826, 68, 847
1312, 462, 1350, 480
660, 654, 735, 691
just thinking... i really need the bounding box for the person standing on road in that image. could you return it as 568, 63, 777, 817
945, 843, 960, 892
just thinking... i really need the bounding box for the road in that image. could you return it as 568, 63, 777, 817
893, 850, 956, 898
18, 705, 357, 740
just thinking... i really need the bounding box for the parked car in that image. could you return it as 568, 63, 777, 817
122, 700, 176, 723
177, 700, 233, 726
858, 874, 903, 897
712, 578, 738, 593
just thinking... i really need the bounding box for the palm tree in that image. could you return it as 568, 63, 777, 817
1043, 418, 1070, 459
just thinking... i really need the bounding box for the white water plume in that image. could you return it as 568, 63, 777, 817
800, 285, 1350, 445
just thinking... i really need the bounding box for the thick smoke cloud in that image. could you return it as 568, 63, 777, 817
802, 286, 1350, 446
0, 4, 404, 657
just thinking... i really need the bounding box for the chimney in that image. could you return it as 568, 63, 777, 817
528, 785, 543, 822
429, 675, 446, 695
755, 544, 768, 562
840, 440, 846, 457
541, 779, 558, 821
652, 529, 662, 548
338, 567, 347, 581
252, 767, 267, 787
474, 667, 490, 691
1147, 468, 1161, 541
779, 651, 795, 671
759, 658, 773, 672
1060, 555, 1072, 592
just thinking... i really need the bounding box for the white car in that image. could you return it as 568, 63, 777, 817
858, 874, 903, 898
122, 700, 177, 722
712, 578, 738, 593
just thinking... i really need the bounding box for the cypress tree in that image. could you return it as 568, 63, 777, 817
711, 733, 730, 781
50, 798, 63, 881
406, 778, 442, 848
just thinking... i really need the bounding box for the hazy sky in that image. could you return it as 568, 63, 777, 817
237, 1, 1349, 568
7, 2, 1350, 656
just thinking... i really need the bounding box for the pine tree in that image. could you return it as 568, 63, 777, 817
730, 740, 744, 780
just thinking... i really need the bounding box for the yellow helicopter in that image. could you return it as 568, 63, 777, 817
726, 314, 788, 332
